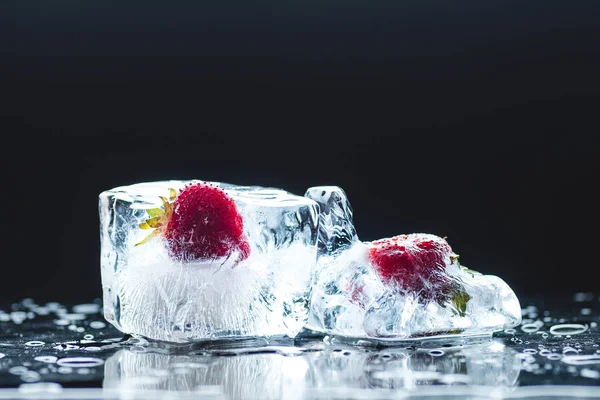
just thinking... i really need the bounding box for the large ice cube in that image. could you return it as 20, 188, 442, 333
99, 180, 319, 342
304, 186, 521, 341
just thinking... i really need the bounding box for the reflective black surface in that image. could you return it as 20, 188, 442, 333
0, 294, 599, 399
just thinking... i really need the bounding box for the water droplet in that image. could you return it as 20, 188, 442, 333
56, 357, 104, 368
34, 356, 58, 363
20, 371, 41, 383
57, 367, 73, 374
61, 313, 86, 321
580, 308, 592, 315
549, 324, 588, 336
573, 292, 593, 302
523, 348, 538, 354
77, 368, 91, 375
547, 354, 562, 361
581, 368, 600, 379
54, 319, 69, 326
72, 304, 101, 314
562, 347, 578, 355
9, 366, 29, 375
428, 349, 444, 357
84, 347, 101, 352
562, 355, 600, 365
504, 328, 516, 334
18, 382, 62, 394
90, 321, 106, 329
24, 341, 45, 347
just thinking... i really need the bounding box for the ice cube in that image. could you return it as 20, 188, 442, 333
99, 180, 319, 342
304, 186, 521, 341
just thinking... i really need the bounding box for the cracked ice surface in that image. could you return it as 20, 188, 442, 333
304, 186, 521, 341
99, 181, 319, 343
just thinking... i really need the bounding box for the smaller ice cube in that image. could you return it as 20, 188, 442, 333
305, 186, 521, 341
99, 180, 319, 343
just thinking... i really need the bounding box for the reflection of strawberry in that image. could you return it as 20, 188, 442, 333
368, 233, 453, 299
137, 182, 250, 263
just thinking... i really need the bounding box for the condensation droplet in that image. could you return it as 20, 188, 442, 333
83, 334, 94, 340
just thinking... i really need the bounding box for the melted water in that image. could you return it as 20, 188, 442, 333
0, 294, 598, 399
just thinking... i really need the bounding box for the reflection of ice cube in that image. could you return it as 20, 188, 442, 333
103, 348, 310, 400
308, 339, 520, 391
99, 181, 319, 342
305, 186, 521, 341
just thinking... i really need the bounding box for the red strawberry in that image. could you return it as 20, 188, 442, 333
367, 233, 453, 298
137, 182, 250, 263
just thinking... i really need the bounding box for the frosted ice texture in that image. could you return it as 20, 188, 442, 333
99, 181, 319, 343
304, 186, 521, 341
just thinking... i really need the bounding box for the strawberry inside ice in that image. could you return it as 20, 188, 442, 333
368, 233, 453, 297
164, 182, 250, 262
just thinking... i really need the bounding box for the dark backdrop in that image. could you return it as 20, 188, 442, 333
5, 1, 600, 303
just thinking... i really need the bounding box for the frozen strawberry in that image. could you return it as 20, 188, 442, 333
136, 182, 250, 263
367, 233, 453, 299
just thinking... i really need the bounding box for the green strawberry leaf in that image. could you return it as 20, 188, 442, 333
448, 286, 471, 317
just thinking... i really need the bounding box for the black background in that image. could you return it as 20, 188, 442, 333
5, 1, 600, 304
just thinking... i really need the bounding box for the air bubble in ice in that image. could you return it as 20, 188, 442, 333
523, 349, 538, 354
56, 357, 105, 368
54, 319, 69, 326
549, 324, 588, 336
580, 308, 592, 315
504, 328, 516, 334
57, 367, 73, 374
546, 354, 562, 361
